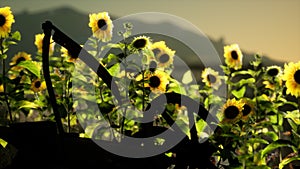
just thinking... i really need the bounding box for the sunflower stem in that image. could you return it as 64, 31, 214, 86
226, 70, 232, 99
1, 38, 13, 124
298, 97, 300, 110
120, 43, 128, 138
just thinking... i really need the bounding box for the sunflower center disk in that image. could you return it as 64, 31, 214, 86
149, 76, 161, 88
152, 48, 160, 56
242, 104, 251, 116
207, 74, 216, 83
149, 61, 157, 72
34, 81, 41, 88
159, 54, 170, 64
16, 57, 26, 65
97, 19, 107, 31
294, 70, 300, 84
133, 39, 146, 49
267, 68, 279, 76
0, 15, 6, 27
231, 50, 239, 60
224, 106, 239, 119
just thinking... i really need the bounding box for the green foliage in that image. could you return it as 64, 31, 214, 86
17, 61, 41, 78
1, 7, 299, 169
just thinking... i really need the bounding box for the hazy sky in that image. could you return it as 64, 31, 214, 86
2, 0, 300, 62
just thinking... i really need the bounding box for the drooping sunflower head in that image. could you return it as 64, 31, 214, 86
240, 99, 255, 121
224, 44, 243, 70
150, 41, 175, 68
10, 52, 32, 71
283, 61, 300, 97
0, 6, 15, 38
140, 70, 169, 93
34, 33, 55, 55
201, 67, 222, 90
88, 12, 113, 42
220, 98, 244, 124
31, 79, 46, 93
131, 36, 151, 51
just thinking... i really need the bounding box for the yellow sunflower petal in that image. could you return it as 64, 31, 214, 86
283, 61, 300, 97
138, 70, 169, 93
220, 98, 244, 124
0, 6, 15, 38
10, 52, 32, 71
266, 65, 282, 77
240, 98, 255, 121
131, 36, 151, 51
224, 44, 243, 70
0, 84, 4, 93
88, 12, 113, 42
150, 41, 175, 68
201, 67, 222, 90
34, 33, 55, 55
31, 79, 47, 92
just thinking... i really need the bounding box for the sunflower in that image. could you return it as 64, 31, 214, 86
174, 103, 188, 116
201, 67, 222, 90
263, 81, 276, 90
9, 52, 32, 71
148, 60, 158, 72
0, 6, 15, 38
220, 98, 244, 124
266, 65, 282, 77
131, 36, 151, 51
34, 33, 54, 55
31, 79, 46, 92
240, 99, 255, 121
0, 84, 4, 93
150, 41, 175, 68
224, 44, 243, 70
138, 70, 169, 93
61, 46, 77, 62
282, 61, 300, 97
88, 12, 113, 42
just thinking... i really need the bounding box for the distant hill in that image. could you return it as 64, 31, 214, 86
8, 6, 284, 77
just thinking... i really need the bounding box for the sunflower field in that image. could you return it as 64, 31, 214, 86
1, 6, 300, 169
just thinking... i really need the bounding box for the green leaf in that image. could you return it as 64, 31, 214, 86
248, 138, 269, 145
0, 54, 7, 59
84, 123, 102, 138
0, 138, 8, 148
12, 31, 21, 41
18, 61, 40, 78
168, 79, 186, 94
249, 166, 271, 169
108, 63, 120, 77
220, 65, 231, 75
165, 152, 173, 158
182, 70, 193, 84
234, 78, 256, 87
104, 43, 124, 50
196, 119, 207, 133
279, 157, 300, 169
284, 110, 300, 125
261, 140, 297, 158
232, 69, 256, 77
231, 86, 246, 99
106, 53, 119, 64
17, 101, 41, 109
263, 131, 279, 141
